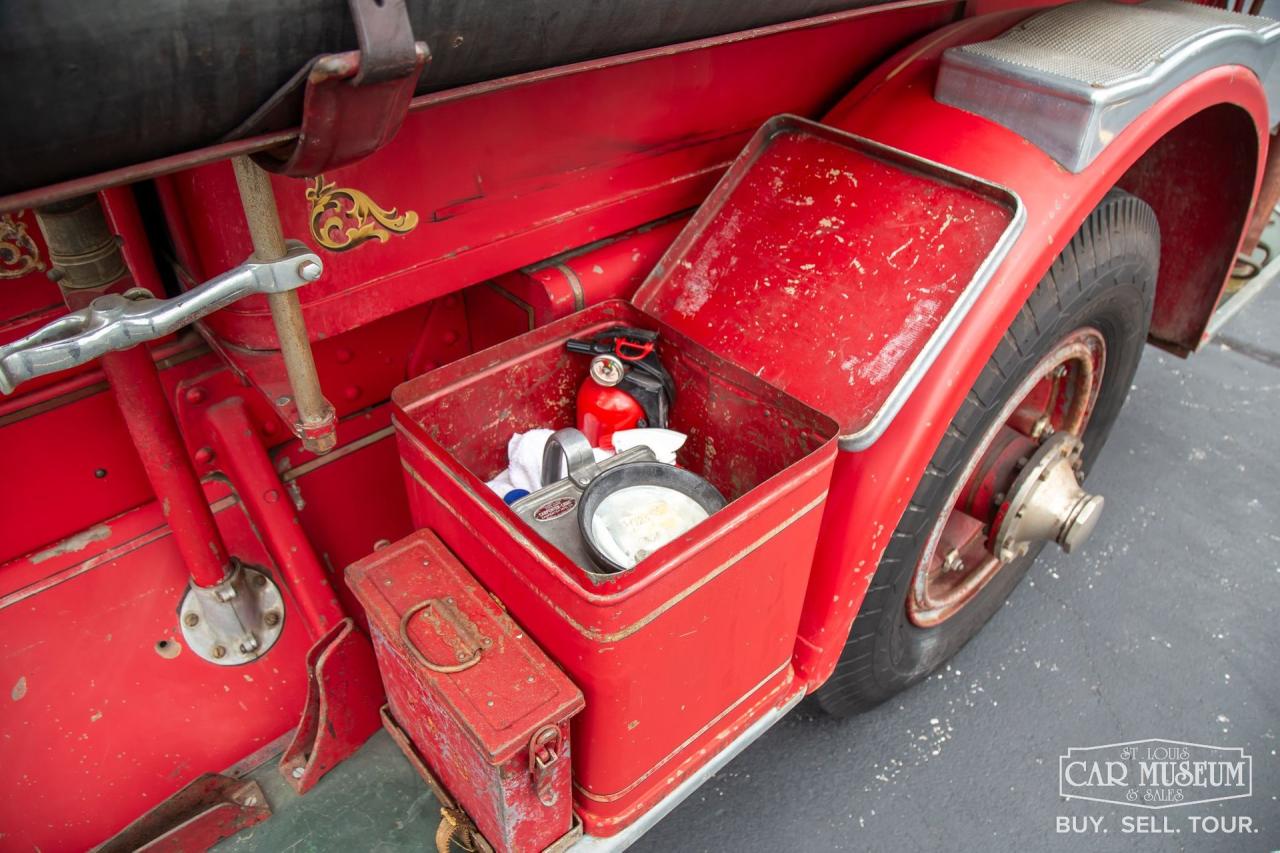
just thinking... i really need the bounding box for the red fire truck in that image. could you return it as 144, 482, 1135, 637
1, 0, 1275, 849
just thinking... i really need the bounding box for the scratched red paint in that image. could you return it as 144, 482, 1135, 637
636, 122, 1013, 434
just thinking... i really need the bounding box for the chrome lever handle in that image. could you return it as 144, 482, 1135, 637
0, 241, 322, 395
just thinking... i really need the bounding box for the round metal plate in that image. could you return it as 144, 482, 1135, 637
179, 564, 285, 666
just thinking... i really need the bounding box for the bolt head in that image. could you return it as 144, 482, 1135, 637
183, 611, 200, 627
297, 259, 322, 282
265, 610, 281, 627
211, 645, 227, 659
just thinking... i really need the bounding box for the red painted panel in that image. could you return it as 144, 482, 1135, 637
159, 2, 959, 349
0, 388, 153, 564
285, 414, 415, 620
0, 344, 220, 565
0, 499, 313, 852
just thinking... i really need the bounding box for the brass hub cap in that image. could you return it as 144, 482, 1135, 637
907, 329, 1106, 628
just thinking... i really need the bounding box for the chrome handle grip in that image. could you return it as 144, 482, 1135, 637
0, 241, 322, 395
542, 428, 601, 489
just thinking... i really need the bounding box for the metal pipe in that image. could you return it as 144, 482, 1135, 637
204, 397, 343, 637
33, 196, 128, 306
230, 156, 337, 454
34, 195, 232, 589
100, 346, 233, 587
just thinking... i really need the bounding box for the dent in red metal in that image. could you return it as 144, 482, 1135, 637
349, 529, 585, 853
278, 616, 384, 794
157, 1, 958, 349
93, 773, 271, 853
790, 20, 1269, 687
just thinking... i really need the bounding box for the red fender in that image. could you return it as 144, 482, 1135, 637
794, 14, 1270, 687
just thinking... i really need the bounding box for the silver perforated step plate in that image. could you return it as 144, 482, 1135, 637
937, 0, 1280, 172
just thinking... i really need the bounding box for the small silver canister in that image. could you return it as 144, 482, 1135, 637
510, 429, 654, 577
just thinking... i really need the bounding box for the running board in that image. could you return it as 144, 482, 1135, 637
936, 0, 1280, 172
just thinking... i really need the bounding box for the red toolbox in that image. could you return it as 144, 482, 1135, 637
347, 529, 585, 853
390, 115, 1020, 835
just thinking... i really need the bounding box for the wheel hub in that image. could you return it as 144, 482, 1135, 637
991, 432, 1104, 563
906, 328, 1107, 628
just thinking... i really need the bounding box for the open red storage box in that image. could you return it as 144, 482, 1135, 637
392, 115, 1021, 835
393, 299, 838, 833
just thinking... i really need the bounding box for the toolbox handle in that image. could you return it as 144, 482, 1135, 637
399, 598, 484, 674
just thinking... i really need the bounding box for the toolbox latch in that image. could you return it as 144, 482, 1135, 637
529, 726, 564, 806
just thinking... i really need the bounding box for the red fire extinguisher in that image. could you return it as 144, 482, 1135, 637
566, 328, 675, 450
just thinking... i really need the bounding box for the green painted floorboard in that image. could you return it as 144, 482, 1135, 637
215, 731, 442, 852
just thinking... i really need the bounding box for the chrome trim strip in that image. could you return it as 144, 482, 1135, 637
569, 688, 805, 853
827, 129, 1027, 452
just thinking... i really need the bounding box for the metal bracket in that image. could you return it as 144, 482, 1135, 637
250, 0, 429, 176
279, 617, 383, 794
0, 241, 322, 394
180, 560, 286, 666
91, 773, 271, 853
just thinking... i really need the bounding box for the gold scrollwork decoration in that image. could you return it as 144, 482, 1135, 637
306, 176, 419, 252
0, 212, 46, 279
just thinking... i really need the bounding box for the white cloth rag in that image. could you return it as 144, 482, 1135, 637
486, 428, 686, 500
485, 428, 554, 498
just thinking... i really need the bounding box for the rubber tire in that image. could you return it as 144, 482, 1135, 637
813, 190, 1160, 717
